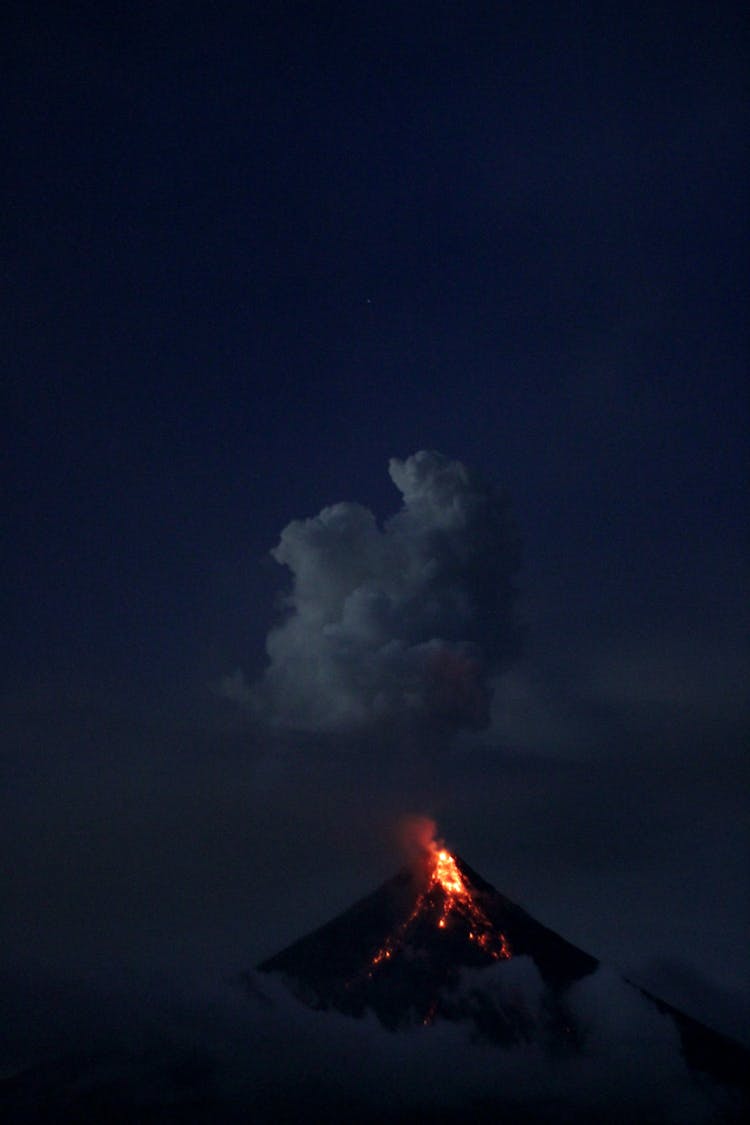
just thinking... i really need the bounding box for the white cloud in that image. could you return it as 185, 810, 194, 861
225, 451, 522, 735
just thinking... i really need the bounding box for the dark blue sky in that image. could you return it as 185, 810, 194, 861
3, 1, 749, 1042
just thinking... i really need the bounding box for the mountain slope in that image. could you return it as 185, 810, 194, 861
257, 844, 750, 1094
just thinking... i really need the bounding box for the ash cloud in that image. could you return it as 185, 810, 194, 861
225, 451, 522, 735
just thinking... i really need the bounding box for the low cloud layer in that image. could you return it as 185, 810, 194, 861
2, 963, 740, 1123
225, 451, 522, 734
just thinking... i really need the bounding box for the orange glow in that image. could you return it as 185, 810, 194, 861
367, 843, 511, 976
422, 999, 438, 1026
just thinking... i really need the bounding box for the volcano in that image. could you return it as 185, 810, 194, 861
258, 847, 597, 1038
257, 844, 750, 1094
3, 845, 748, 1124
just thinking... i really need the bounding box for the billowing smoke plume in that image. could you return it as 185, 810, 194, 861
227, 451, 521, 733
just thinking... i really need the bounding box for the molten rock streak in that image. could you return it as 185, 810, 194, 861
369, 847, 511, 973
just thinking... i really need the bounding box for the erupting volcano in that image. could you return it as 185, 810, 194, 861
257, 834, 598, 1037
256, 831, 750, 1100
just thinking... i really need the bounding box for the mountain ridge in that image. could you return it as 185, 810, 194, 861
256, 846, 750, 1096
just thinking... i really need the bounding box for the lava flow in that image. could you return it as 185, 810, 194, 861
368, 845, 511, 974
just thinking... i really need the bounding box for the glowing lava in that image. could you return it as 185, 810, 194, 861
367, 845, 511, 975
431, 849, 511, 958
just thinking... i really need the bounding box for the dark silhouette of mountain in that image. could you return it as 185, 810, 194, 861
257, 847, 750, 1093
2, 847, 748, 1123
258, 850, 597, 1036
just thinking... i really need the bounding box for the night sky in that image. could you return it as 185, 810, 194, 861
4, 0, 749, 1054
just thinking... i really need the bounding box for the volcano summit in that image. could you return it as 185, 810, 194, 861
258, 843, 597, 1040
